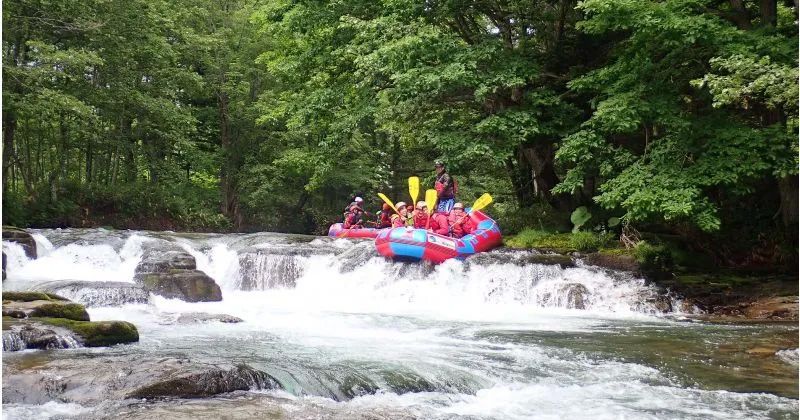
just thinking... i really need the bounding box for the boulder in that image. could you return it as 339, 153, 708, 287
134, 248, 222, 302
742, 296, 798, 320
563, 283, 589, 310
583, 251, 640, 273
136, 271, 222, 302
2, 226, 37, 259
135, 249, 197, 273
3, 291, 69, 302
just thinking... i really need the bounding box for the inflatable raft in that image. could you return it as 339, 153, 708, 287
328, 223, 384, 239
374, 210, 501, 263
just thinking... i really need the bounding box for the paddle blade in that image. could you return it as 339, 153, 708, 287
377, 193, 400, 215
425, 189, 437, 215
470, 193, 493, 213
408, 176, 419, 206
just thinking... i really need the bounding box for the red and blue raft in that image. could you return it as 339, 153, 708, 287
374, 210, 501, 264
328, 223, 384, 239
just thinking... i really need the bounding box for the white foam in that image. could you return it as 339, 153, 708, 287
5, 235, 149, 283
2, 401, 90, 420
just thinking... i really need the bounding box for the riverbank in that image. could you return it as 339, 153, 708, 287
505, 230, 799, 322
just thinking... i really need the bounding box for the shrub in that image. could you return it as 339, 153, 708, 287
634, 241, 674, 273
569, 231, 606, 252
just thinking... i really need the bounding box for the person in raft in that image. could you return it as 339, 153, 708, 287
377, 203, 393, 228
413, 201, 449, 235
343, 202, 365, 229
447, 202, 474, 238
391, 202, 409, 228
434, 161, 457, 213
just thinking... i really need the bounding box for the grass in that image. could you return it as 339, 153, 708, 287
504, 229, 617, 253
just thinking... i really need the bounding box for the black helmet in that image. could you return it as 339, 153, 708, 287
434, 160, 445, 167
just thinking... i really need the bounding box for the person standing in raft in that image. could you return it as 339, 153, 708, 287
391, 202, 409, 228
377, 203, 393, 228
448, 202, 474, 238
413, 201, 449, 235
343, 202, 365, 229
433, 161, 456, 213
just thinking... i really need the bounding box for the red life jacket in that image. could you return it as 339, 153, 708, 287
343, 209, 363, 229
378, 210, 392, 228
448, 212, 474, 238
434, 172, 457, 199
429, 213, 449, 235
413, 212, 429, 229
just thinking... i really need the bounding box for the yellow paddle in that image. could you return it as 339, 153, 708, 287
408, 176, 419, 207
377, 193, 400, 215
468, 193, 493, 213
425, 189, 437, 216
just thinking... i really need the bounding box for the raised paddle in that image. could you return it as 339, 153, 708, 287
424, 189, 437, 229
408, 176, 419, 208
468, 193, 493, 214
377, 193, 401, 215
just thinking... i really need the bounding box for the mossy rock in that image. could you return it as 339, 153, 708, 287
36, 317, 139, 347
3, 291, 68, 302
30, 303, 90, 321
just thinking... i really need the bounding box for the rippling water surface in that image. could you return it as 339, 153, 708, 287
3, 229, 797, 419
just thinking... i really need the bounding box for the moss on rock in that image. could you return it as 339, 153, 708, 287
3, 291, 68, 302
36, 318, 139, 347
30, 303, 90, 321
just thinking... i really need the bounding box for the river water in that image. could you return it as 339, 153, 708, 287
2, 229, 798, 419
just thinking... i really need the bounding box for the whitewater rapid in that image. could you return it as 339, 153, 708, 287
3, 228, 798, 419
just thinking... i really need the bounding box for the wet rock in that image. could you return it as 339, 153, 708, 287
563, 283, 589, 310
647, 296, 674, 313
2, 318, 81, 351
3, 299, 90, 321
583, 251, 640, 273
136, 249, 197, 273
3, 356, 281, 405
529, 254, 574, 268
127, 364, 280, 399
34, 318, 139, 347
175, 312, 243, 324
2, 226, 37, 259
136, 271, 222, 302
3, 291, 69, 302
134, 248, 222, 302
2, 251, 6, 280
743, 296, 798, 320
27, 280, 149, 307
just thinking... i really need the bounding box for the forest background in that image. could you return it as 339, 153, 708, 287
2, 0, 798, 271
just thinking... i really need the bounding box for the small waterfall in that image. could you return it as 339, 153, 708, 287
2, 326, 82, 351
236, 252, 307, 290
27, 281, 150, 307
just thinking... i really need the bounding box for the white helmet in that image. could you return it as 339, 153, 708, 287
354, 196, 364, 202
396, 201, 407, 210
416, 201, 427, 209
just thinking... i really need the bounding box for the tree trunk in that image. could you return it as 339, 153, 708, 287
218, 90, 240, 228
505, 156, 535, 207
759, 0, 778, 26
519, 143, 572, 211
778, 174, 798, 227
3, 111, 16, 195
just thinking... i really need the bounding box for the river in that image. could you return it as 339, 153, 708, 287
2, 229, 798, 419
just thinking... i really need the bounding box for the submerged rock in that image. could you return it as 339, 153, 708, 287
3, 356, 281, 405
2, 226, 37, 259
174, 312, 243, 324
127, 364, 280, 399
27, 280, 149, 307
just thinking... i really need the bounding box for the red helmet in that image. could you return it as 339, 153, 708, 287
382, 203, 391, 211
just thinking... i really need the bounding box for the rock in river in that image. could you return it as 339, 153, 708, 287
2, 226, 37, 259
134, 248, 222, 302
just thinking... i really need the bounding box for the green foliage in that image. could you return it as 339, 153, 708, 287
634, 241, 675, 273
569, 232, 611, 253
570, 206, 592, 233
